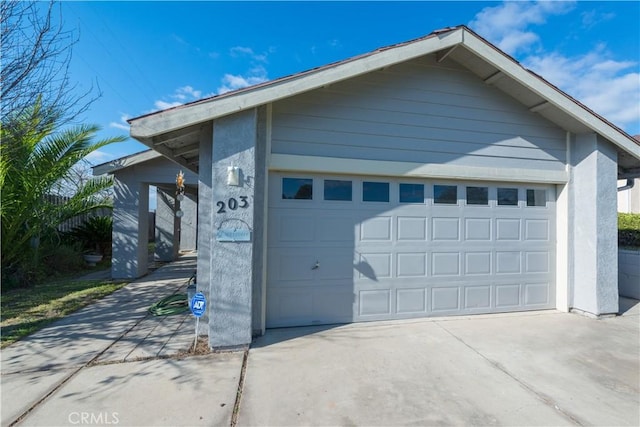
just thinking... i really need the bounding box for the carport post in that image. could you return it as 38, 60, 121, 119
112, 175, 149, 279
207, 108, 263, 349
569, 133, 619, 315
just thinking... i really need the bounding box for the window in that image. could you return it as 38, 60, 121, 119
282, 178, 312, 200
526, 189, 546, 207
497, 188, 518, 206
433, 185, 457, 204
324, 180, 352, 201
466, 186, 488, 205
399, 183, 424, 203
363, 182, 389, 202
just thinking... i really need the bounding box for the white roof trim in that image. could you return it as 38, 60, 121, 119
130, 30, 463, 139
129, 26, 640, 160
461, 33, 640, 159
92, 150, 163, 175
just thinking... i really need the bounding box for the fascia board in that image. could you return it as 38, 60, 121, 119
130, 30, 464, 139
461, 31, 640, 160
92, 150, 163, 175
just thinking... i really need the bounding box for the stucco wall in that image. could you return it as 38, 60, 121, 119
208, 109, 261, 348
569, 134, 618, 315
619, 249, 640, 299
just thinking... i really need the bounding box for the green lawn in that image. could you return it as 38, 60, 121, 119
1, 279, 127, 348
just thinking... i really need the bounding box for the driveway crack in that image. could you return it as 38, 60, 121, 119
434, 320, 585, 426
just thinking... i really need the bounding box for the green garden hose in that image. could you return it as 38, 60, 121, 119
148, 293, 189, 316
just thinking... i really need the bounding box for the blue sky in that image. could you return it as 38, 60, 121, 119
54, 1, 640, 165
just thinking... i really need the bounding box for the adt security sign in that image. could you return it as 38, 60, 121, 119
190, 292, 206, 317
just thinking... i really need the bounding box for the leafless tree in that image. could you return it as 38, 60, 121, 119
1, 0, 99, 129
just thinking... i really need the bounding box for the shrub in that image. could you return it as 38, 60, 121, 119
65, 216, 112, 255
619, 213, 640, 248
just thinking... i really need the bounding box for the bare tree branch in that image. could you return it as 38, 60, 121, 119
1, 0, 100, 131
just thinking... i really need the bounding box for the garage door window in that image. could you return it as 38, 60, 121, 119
324, 180, 352, 201
466, 186, 488, 205
434, 185, 458, 204
399, 183, 424, 203
282, 178, 313, 200
363, 182, 389, 202
497, 188, 518, 206
526, 189, 546, 207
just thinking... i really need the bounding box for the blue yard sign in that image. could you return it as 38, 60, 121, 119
190, 292, 206, 317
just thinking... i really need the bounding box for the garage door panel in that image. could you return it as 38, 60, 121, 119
357, 253, 391, 279
464, 286, 492, 309
525, 252, 549, 273
432, 252, 461, 276
431, 287, 461, 311
318, 251, 355, 280
278, 215, 315, 242
525, 219, 550, 241
525, 283, 551, 305
358, 290, 391, 316
496, 218, 521, 240
397, 253, 427, 277
464, 218, 492, 240
318, 215, 355, 242
267, 173, 556, 327
360, 217, 392, 241
495, 284, 521, 307
432, 217, 460, 241
397, 216, 427, 240
464, 252, 492, 275
396, 288, 427, 314
496, 251, 522, 274
270, 251, 316, 282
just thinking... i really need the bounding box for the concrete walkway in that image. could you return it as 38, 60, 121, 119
1, 255, 244, 427
2, 257, 639, 426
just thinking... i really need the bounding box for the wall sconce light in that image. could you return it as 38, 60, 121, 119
227, 166, 240, 186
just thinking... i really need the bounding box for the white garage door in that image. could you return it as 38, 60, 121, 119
267, 173, 555, 328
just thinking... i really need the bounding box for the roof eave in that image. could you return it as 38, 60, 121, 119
129, 28, 465, 140
459, 28, 640, 160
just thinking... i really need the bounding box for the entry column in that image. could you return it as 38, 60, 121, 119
209, 109, 260, 348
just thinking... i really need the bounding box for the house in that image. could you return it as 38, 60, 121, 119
103, 26, 640, 349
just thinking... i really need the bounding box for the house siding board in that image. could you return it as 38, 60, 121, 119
271, 57, 566, 173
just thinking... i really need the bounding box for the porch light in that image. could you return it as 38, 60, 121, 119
227, 166, 240, 186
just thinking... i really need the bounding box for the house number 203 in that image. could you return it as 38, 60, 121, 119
216, 196, 249, 213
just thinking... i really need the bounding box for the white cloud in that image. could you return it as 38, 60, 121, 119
217, 65, 269, 94
470, 1, 639, 133
217, 74, 268, 95
85, 149, 116, 166
470, 1, 575, 55
150, 85, 207, 112
154, 100, 183, 110
109, 113, 130, 131
525, 51, 639, 127
230, 46, 268, 63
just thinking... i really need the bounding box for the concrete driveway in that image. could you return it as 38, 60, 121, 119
239, 302, 640, 426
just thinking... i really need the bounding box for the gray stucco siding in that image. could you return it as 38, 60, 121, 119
271, 55, 566, 172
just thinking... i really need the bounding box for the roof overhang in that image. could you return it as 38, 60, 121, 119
128, 25, 640, 178
92, 149, 163, 175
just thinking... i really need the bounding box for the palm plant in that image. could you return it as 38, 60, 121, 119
1, 100, 125, 284
65, 216, 113, 256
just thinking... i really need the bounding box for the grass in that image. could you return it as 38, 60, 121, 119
619, 213, 640, 248
1, 278, 127, 348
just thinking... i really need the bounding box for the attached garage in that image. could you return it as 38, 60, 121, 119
122, 26, 640, 349
267, 174, 555, 327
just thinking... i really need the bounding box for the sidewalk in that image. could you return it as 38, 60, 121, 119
1, 254, 244, 427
